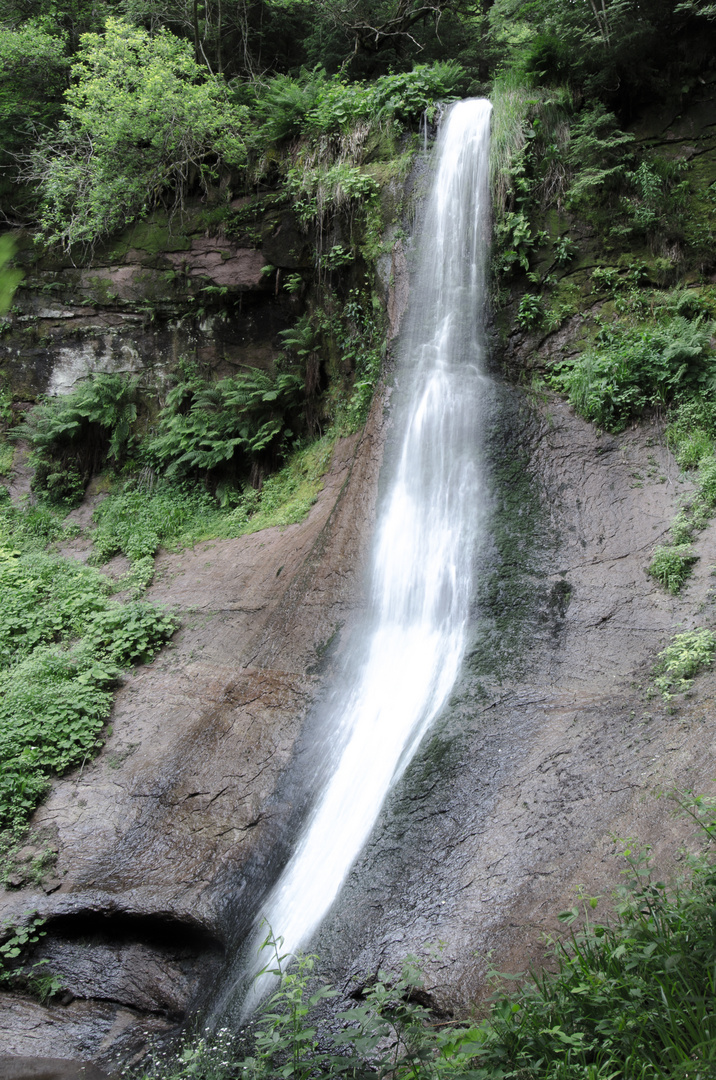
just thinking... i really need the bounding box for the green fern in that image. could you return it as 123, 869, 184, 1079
18, 373, 139, 505
147, 366, 302, 483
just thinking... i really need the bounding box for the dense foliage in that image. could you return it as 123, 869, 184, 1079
0, 500, 177, 827
19, 372, 139, 503
0, 0, 710, 238
550, 315, 716, 434
24, 18, 248, 250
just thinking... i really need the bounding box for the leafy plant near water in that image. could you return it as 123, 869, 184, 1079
0, 508, 177, 828
0, 910, 63, 1001
336, 290, 384, 431
254, 61, 460, 247
550, 315, 716, 433
516, 293, 544, 330
653, 628, 716, 697
648, 543, 697, 594
90, 434, 335, 588
92, 482, 218, 564
131, 793, 716, 1079
489, 72, 570, 284
645, 393, 716, 594
256, 61, 462, 147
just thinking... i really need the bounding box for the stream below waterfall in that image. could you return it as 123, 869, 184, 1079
212, 97, 494, 1022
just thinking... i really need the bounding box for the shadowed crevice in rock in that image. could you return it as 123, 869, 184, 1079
33, 911, 224, 1020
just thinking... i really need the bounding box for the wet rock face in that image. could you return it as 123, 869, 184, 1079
315, 386, 716, 1013
33, 912, 222, 1018
3, 139, 716, 1065
4, 362, 715, 1066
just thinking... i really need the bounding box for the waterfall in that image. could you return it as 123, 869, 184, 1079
216, 97, 492, 1019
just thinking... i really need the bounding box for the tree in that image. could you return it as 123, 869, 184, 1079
24, 18, 248, 250
312, 0, 469, 61
0, 23, 69, 219
488, 0, 716, 116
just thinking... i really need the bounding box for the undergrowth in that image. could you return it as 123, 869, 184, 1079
90, 433, 335, 588
653, 628, 716, 698
644, 376, 716, 594
0, 501, 177, 829
0, 366, 339, 829
549, 315, 716, 435
130, 793, 716, 1080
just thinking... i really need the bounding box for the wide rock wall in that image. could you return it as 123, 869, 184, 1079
0, 203, 316, 403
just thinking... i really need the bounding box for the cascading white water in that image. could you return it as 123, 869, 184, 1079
218, 97, 492, 1019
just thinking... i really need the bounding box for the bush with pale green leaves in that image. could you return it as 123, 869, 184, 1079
26, 18, 248, 250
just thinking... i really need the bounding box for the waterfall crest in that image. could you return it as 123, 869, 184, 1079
217, 97, 492, 1019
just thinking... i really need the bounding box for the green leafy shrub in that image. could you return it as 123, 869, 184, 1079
516, 293, 545, 330
552, 235, 576, 266
566, 104, 635, 207
258, 61, 462, 146
92, 482, 218, 564
622, 157, 690, 243
0, 235, 23, 316
671, 427, 713, 469
92, 432, 335, 567
470, 824, 716, 1078
0, 23, 68, 148
648, 543, 697, 594
590, 265, 621, 294
697, 456, 716, 507
220, 434, 334, 536
26, 18, 248, 250
337, 291, 384, 430
495, 210, 544, 276
0, 549, 110, 670
366, 62, 463, 126
551, 316, 716, 432
0, 501, 78, 552
669, 510, 694, 545
20, 372, 139, 505
287, 160, 379, 229
256, 68, 327, 143
254, 61, 460, 239
654, 628, 716, 697
147, 366, 303, 484
666, 398, 716, 469
0, 523, 177, 827
489, 72, 570, 221
0, 910, 62, 1000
